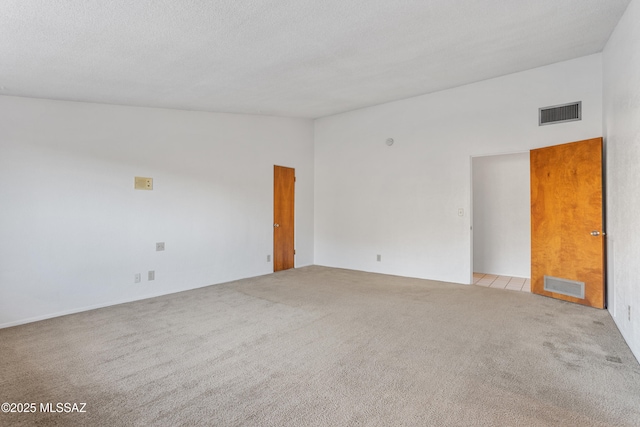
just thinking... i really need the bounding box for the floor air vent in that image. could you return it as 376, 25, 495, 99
539, 101, 581, 126
544, 276, 585, 299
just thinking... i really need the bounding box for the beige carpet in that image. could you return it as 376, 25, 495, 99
1, 266, 639, 426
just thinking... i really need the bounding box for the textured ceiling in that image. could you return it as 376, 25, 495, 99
0, 0, 631, 118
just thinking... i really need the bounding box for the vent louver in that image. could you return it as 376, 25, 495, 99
544, 276, 585, 299
539, 101, 581, 126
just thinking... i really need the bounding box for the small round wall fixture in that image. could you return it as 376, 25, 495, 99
386, 138, 394, 146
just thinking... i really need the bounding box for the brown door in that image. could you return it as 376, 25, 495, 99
530, 137, 604, 308
274, 165, 295, 272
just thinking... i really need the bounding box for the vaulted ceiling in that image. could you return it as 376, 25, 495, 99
0, 0, 631, 118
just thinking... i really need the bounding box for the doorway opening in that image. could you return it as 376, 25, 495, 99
471, 152, 531, 292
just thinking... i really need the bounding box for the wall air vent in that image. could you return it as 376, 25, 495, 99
539, 101, 581, 126
544, 276, 585, 299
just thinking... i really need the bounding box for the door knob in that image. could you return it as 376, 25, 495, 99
274, 223, 280, 228
591, 231, 600, 236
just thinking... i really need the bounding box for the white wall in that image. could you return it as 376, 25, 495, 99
472, 153, 530, 278
314, 54, 602, 284
0, 96, 314, 327
603, 0, 640, 361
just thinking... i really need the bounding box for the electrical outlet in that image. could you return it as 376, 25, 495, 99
156, 242, 165, 251
134, 176, 153, 190
377, 254, 381, 262
458, 208, 464, 217
267, 254, 271, 262
134, 273, 141, 283
148, 271, 155, 281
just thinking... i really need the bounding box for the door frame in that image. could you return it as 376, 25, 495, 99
469, 149, 531, 285
273, 165, 295, 272
469, 141, 606, 309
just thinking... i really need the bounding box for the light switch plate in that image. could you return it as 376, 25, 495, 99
135, 177, 153, 190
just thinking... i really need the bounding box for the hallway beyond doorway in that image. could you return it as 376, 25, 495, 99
473, 273, 531, 293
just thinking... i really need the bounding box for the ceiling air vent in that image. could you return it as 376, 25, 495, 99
539, 101, 581, 126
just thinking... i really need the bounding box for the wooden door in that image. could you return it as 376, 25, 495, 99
274, 165, 295, 272
530, 138, 604, 308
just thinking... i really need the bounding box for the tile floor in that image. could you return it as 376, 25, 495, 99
473, 273, 531, 293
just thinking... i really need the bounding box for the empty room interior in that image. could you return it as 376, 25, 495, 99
1, 1, 640, 426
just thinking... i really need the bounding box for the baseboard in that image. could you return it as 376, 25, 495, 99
609, 306, 640, 365
0, 270, 275, 330
0, 295, 162, 329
